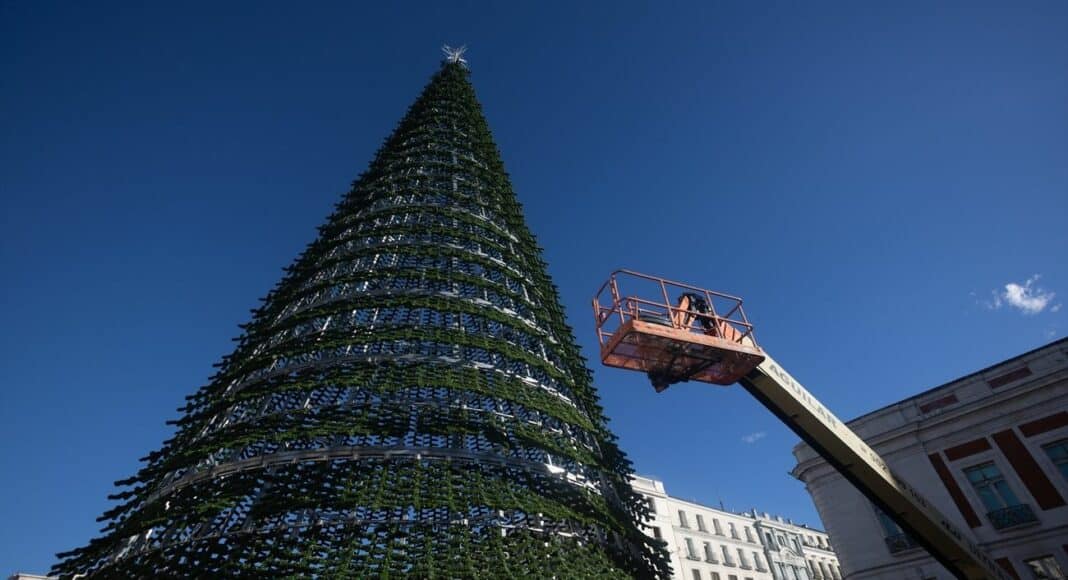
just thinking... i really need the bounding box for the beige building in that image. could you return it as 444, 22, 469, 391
632, 476, 842, 580
792, 338, 1068, 579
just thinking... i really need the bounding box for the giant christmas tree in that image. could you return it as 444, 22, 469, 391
54, 51, 668, 579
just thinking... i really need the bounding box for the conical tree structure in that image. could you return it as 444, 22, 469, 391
54, 59, 669, 579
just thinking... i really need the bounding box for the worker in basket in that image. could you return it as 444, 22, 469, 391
649, 293, 745, 392
647, 293, 713, 393
672, 292, 746, 343
672, 292, 717, 334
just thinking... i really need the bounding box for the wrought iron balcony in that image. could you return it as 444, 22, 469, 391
987, 504, 1037, 530
884, 533, 919, 554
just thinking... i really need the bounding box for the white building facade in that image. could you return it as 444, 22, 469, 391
632, 476, 843, 580
792, 338, 1068, 579
754, 512, 842, 580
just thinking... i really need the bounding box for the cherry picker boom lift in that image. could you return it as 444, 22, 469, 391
592, 270, 1010, 580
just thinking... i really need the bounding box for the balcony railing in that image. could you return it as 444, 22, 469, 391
884, 533, 919, 554
987, 504, 1037, 530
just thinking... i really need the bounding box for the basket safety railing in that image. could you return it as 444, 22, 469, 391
593, 269, 758, 350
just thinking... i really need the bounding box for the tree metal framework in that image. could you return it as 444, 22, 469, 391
53, 59, 669, 578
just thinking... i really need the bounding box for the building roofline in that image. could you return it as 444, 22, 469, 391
844, 337, 1068, 425
632, 474, 828, 533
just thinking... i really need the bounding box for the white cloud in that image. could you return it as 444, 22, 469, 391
985, 275, 1056, 315
741, 431, 766, 444
1052, 303, 1063, 313
1002, 275, 1055, 315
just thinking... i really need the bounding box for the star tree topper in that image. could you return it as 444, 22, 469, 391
442, 44, 468, 66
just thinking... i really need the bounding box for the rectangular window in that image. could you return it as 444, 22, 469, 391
874, 505, 918, 553
652, 526, 662, 540
646, 495, 657, 514
738, 548, 750, 569
1025, 555, 1066, 579
874, 505, 903, 536
752, 552, 764, 571
697, 514, 707, 532
964, 462, 1021, 511
721, 544, 735, 566
713, 518, 723, 535
744, 526, 755, 543
711, 574, 721, 580
729, 576, 738, 580
704, 542, 717, 563
1043, 439, 1068, 481
729, 522, 739, 539
679, 510, 690, 528
685, 537, 699, 560
764, 532, 777, 550
692, 570, 702, 580
964, 461, 1039, 528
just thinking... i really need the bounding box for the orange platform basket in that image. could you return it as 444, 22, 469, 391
593, 270, 765, 389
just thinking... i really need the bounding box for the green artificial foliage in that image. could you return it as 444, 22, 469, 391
53, 60, 670, 579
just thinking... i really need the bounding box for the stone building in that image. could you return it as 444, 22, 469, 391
754, 511, 841, 580
793, 338, 1068, 579
633, 476, 843, 580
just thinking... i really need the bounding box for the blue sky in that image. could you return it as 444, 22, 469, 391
2, 1, 1066, 573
